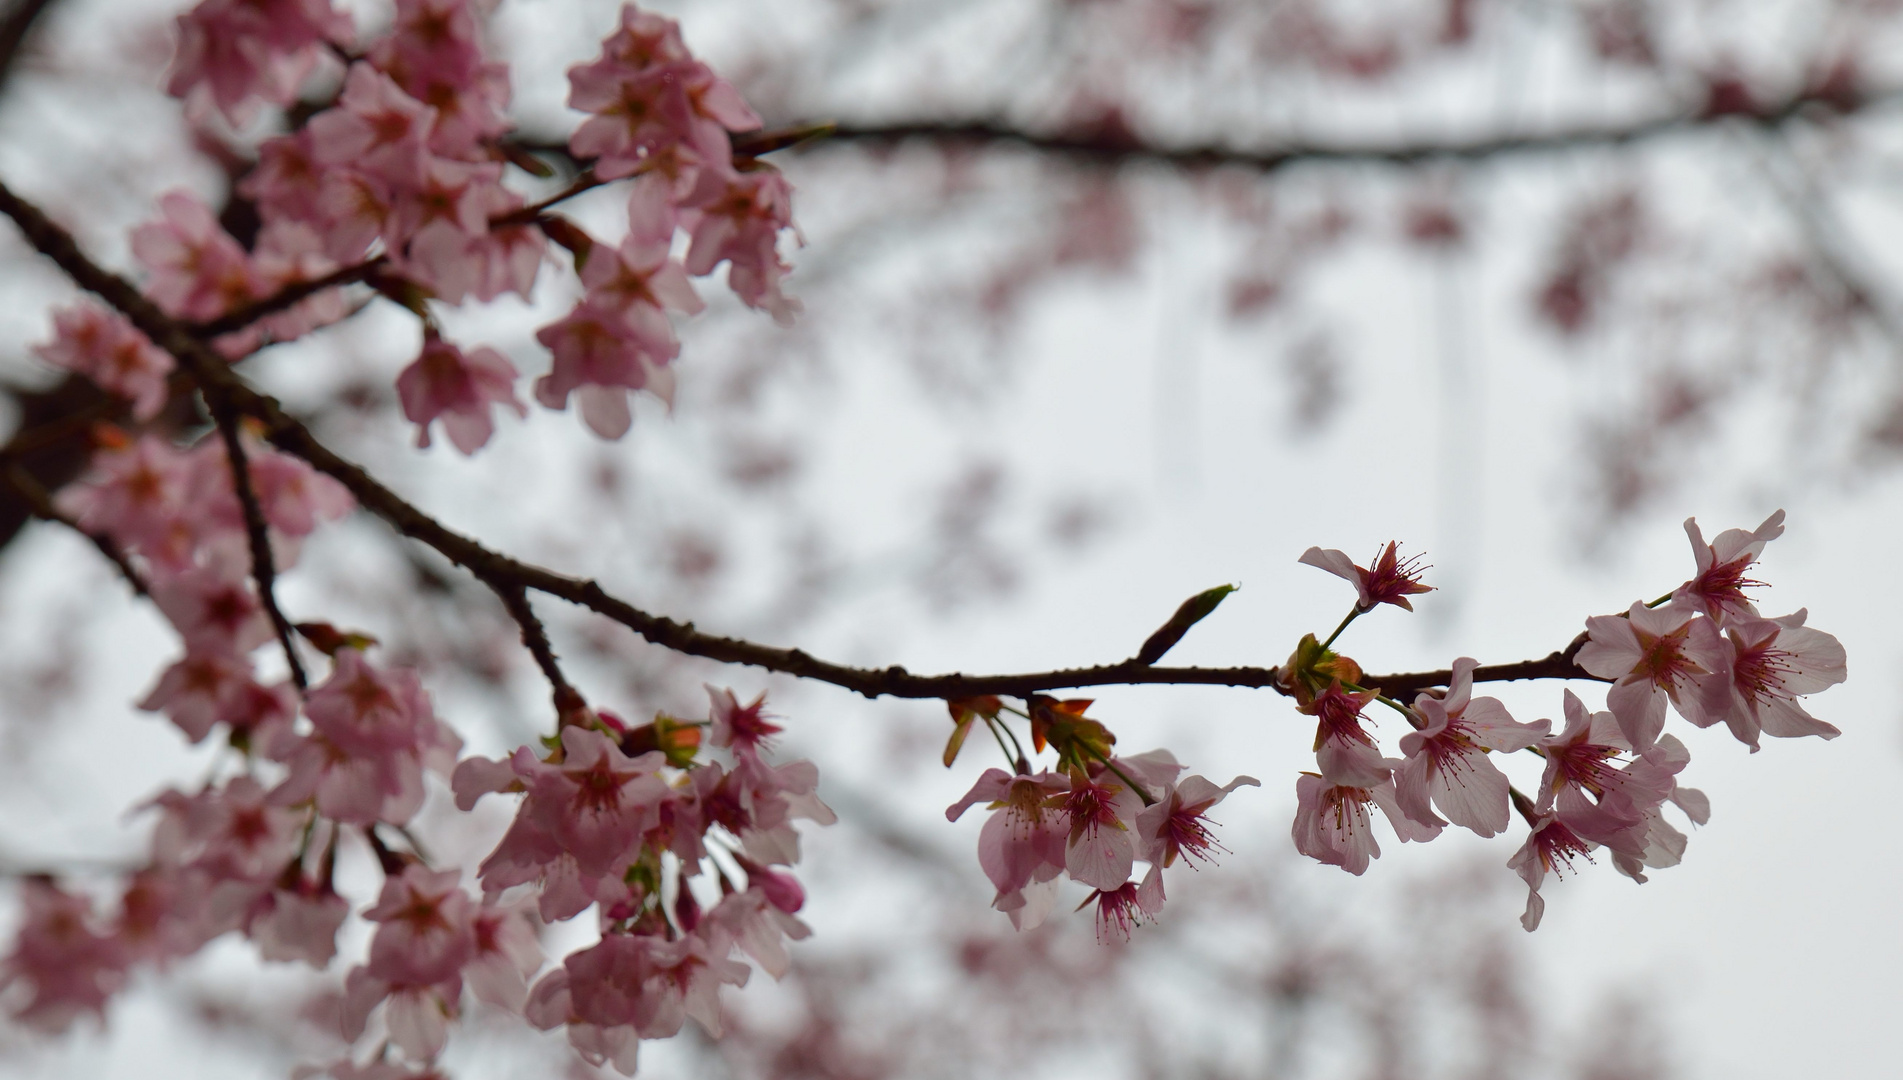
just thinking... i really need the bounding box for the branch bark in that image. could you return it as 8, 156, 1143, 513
0, 175, 1612, 706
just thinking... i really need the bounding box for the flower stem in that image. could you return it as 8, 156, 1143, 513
1319, 607, 1361, 651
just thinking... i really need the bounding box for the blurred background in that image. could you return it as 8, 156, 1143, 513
0, 0, 1897, 1076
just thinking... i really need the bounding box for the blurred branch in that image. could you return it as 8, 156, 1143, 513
0, 175, 1608, 706
0, 0, 60, 92
206, 402, 308, 692
809, 88, 1893, 173
1, 459, 146, 595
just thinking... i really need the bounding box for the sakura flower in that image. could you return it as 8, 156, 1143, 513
184, 432, 354, 545
1061, 770, 1143, 891
149, 566, 274, 657
706, 685, 780, 755
1298, 541, 1435, 611
1674, 510, 1784, 624
1301, 681, 1389, 787
267, 652, 462, 826
1291, 772, 1440, 876
1577, 601, 1726, 750
242, 132, 327, 225
309, 65, 438, 187
366, 0, 510, 158
1135, 773, 1259, 867
167, 0, 352, 122
946, 768, 1071, 924
139, 651, 296, 744
1534, 691, 1675, 861
702, 886, 808, 979
682, 166, 800, 324
525, 927, 749, 1075
1506, 813, 1596, 932
247, 876, 349, 967
533, 302, 678, 439
395, 333, 525, 453
1085, 865, 1165, 942
1394, 658, 1550, 836
464, 902, 543, 1012
131, 191, 265, 322
34, 304, 174, 420
1691, 610, 1846, 750
58, 435, 197, 565
0, 880, 126, 1031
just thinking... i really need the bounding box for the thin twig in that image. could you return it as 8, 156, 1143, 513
204, 401, 308, 692
0, 176, 1614, 705
496, 582, 583, 717
2, 460, 147, 595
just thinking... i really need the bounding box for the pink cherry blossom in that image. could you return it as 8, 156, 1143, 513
247, 877, 350, 967
1301, 681, 1390, 787
167, 0, 352, 122
707, 685, 781, 754
947, 768, 1071, 916
681, 166, 801, 324
1135, 773, 1258, 867
1062, 770, 1143, 891
1534, 691, 1677, 863
1577, 601, 1726, 750
242, 132, 327, 225
1692, 610, 1846, 750
309, 65, 438, 187
1506, 813, 1596, 932
35, 304, 174, 420
395, 333, 525, 453
131, 192, 266, 322
57, 435, 200, 568
1394, 658, 1550, 836
533, 301, 678, 439
464, 902, 543, 1012
1291, 772, 1440, 875
525, 927, 749, 1075
140, 651, 296, 744
149, 566, 274, 657
268, 652, 462, 826
0, 880, 126, 1031
1086, 865, 1165, 942
702, 886, 809, 978
1674, 509, 1784, 624
1298, 541, 1435, 611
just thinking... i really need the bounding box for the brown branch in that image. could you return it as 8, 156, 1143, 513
0, 175, 1612, 705
205, 401, 308, 692
496, 582, 583, 718
1, 459, 147, 595
809, 88, 1893, 174
187, 259, 384, 340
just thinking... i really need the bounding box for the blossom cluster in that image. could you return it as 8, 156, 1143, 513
1284, 512, 1844, 929
943, 695, 1257, 940
39, 1, 799, 453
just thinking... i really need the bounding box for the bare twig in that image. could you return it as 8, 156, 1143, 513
496, 582, 583, 717
204, 401, 308, 692
0, 175, 1612, 706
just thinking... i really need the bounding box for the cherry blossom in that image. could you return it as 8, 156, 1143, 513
34, 304, 174, 420
1135, 773, 1259, 867
268, 651, 463, 826
57, 435, 199, 568
1692, 609, 1846, 750
131, 191, 265, 322
309, 65, 438, 188
0, 880, 126, 1031
1086, 865, 1165, 942
1291, 772, 1440, 875
1301, 681, 1389, 787
681, 166, 801, 323
1507, 814, 1596, 932
148, 566, 274, 657
1298, 541, 1435, 611
946, 768, 1072, 926
139, 651, 296, 744
1577, 601, 1726, 750
167, 0, 352, 122
395, 332, 525, 453
1394, 658, 1550, 836
1061, 769, 1143, 890
1674, 510, 1785, 624
708, 684, 782, 754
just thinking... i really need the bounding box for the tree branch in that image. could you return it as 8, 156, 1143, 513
495, 582, 583, 717
0, 175, 1613, 706
205, 399, 308, 692
809, 89, 1891, 174
1, 459, 146, 595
